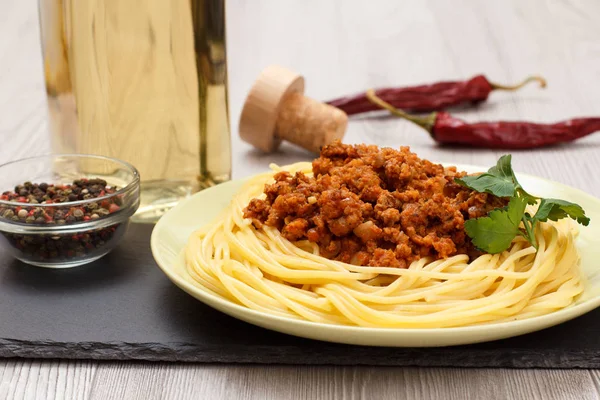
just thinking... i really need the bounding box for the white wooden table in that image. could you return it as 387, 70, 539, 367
2, 0, 600, 398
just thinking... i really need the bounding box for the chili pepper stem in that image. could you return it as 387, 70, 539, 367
489, 75, 547, 91
365, 89, 437, 133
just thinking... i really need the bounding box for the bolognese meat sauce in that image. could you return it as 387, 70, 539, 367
243, 141, 506, 268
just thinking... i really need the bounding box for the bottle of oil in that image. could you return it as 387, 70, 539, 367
38, 0, 231, 223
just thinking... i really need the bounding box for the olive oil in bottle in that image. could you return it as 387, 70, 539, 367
39, 0, 231, 222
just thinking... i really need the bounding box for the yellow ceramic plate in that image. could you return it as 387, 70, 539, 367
151, 165, 600, 347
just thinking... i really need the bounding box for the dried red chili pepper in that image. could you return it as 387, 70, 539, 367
366, 90, 600, 149
328, 75, 546, 115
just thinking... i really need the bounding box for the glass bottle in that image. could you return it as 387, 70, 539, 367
38, 0, 231, 223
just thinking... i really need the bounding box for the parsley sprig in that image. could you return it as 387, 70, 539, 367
455, 155, 590, 254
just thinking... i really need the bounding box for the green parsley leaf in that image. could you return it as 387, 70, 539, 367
487, 154, 514, 181
464, 196, 527, 254
489, 155, 538, 204
533, 198, 590, 226
506, 195, 528, 226
456, 155, 538, 204
455, 172, 516, 198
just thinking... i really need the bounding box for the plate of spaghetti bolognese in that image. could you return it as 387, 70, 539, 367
151, 142, 600, 347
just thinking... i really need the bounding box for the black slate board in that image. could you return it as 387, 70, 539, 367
1, 223, 600, 368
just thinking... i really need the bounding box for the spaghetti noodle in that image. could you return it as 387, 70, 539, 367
184, 162, 583, 328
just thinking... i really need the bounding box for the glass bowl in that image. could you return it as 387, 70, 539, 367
0, 154, 140, 268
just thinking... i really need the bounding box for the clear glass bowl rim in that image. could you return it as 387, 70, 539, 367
0, 154, 140, 234
0, 153, 140, 208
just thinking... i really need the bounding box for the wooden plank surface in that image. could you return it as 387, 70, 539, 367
2, 0, 600, 398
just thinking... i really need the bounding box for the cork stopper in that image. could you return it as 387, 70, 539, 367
239, 65, 348, 153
